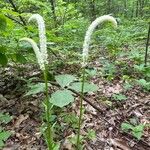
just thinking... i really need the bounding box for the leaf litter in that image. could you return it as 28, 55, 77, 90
0, 60, 149, 150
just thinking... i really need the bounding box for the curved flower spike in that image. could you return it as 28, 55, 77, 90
29, 14, 48, 64
20, 38, 45, 70
82, 15, 117, 67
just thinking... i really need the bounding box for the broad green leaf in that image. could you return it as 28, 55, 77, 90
0, 113, 12, 124
55, 74, 76, 88
85, 68, 97, 77
0, 131, 11, 141
86, 129, 96, 140
0, 46, 7, 53
26, 83, 51, 96
15, 53, 27, 63
0, 14, 7, 31
132, 131, 143, 140
0, 140, 4, 148
113, 94, 127, 101
121, 122, 134, 131
133, 124, 145, 133
137, 79, 147, 86
137, 79, 150, 90
132, 124, 144, 140
0, 53, 8, 66
51, 89, 74, 107
69, 82, 98, 93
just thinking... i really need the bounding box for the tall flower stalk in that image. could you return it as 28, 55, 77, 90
20, 14, 53, 150
76, 15, 117, 149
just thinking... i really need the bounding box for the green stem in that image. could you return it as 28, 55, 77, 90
76, 67, 86, 150
43, 66, 53, 150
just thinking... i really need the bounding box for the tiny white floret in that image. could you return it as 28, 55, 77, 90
29, 14, 48, 64
82, 15, 117, 67
20, 38, 45, 70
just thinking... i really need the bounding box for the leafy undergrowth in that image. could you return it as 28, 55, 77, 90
0, 48, 149, 150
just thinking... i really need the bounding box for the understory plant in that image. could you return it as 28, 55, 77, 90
76, 15, 117, 149
0, 113, 12, 148
20, 14, 54, 150
121, 122, 146, 140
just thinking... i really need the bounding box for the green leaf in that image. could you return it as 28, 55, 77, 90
0, 14, 7, 31
0, 46, 7, 53
137, 79, 147, 86
132, 124, 144, 140
133, 124, 144, 133
121, 122, 134, 131
26, 83, 51, 96
55, 74, 76, 88
51, 90, 74, 107
132, 131, 143, 140
15, 53, 27, 63
86, 129, 96, 140
137, 79, 150, 90
0, 113, 12, 124
0, 130, 11, 148
69, 82, 98, 93
113, 94, 127, 101
0, 140, 4, 148
0, 53, 8, 66
0, 131, 11, 141
85, 68, 97, 77
52, 143, 60, 150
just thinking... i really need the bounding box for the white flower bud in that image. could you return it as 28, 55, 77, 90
82, 15, 117, 67
29, 14, 48, 64
20, 38, 45, 70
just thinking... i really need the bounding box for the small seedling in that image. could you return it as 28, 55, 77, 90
121, 122, 145, 140
0, 113, 12, 149
112, 93, 127, 101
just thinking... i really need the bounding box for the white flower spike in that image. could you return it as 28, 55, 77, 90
82, 15, 117, 67
20, 38, 45, 70
29, 14, 48, 64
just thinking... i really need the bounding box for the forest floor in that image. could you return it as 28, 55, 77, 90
0, 49, 150, 150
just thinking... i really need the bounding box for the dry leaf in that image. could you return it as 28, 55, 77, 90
110, 138, 131, 150
14, 114, 29, 128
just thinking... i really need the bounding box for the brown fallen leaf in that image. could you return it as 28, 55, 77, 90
14, 114, 29, 128
110, 138, 131, 150
62, 139, 73, 150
